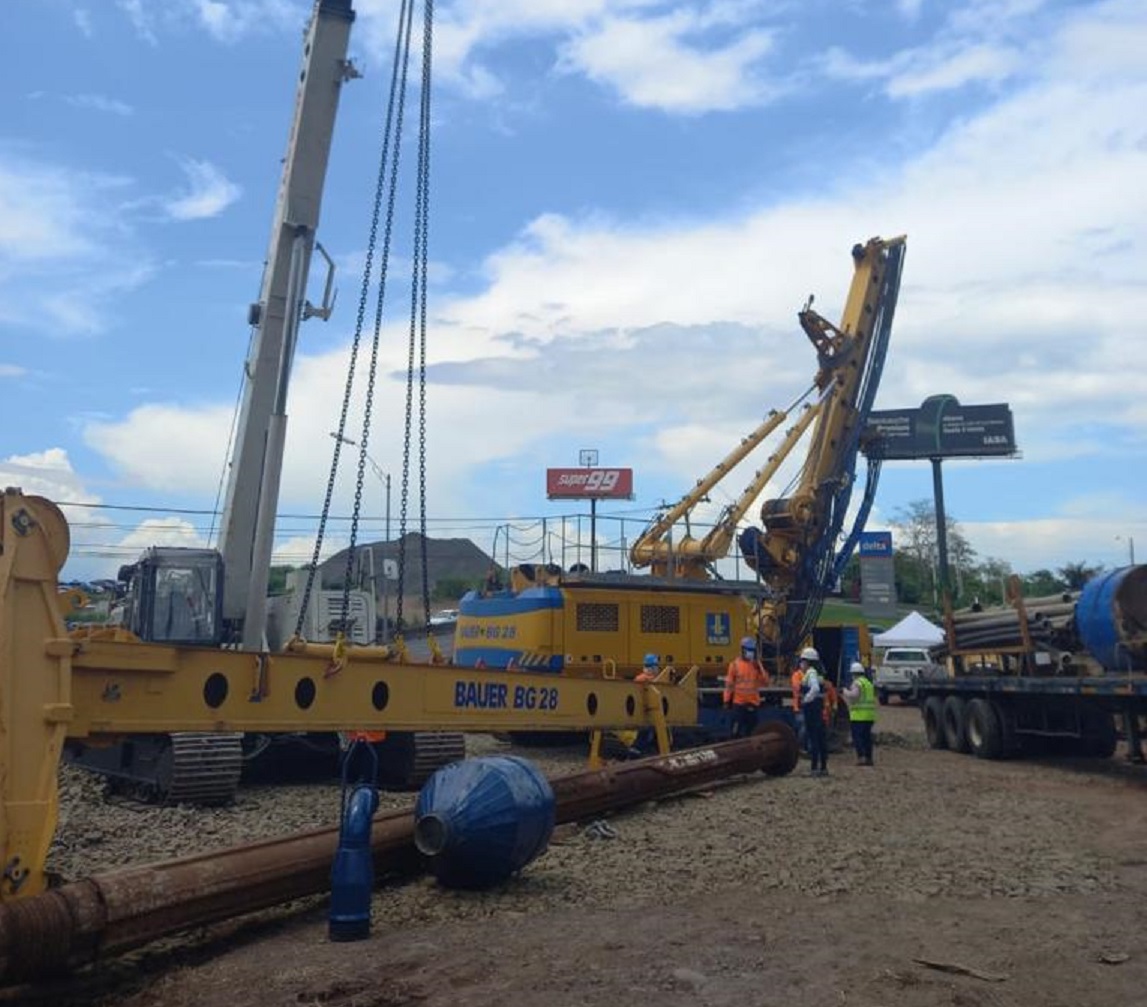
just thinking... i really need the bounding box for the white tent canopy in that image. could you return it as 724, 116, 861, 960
872, 611, 944, 649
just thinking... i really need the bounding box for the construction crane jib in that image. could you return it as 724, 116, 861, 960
217, 0, 359, 649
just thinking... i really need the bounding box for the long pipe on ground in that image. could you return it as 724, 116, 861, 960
0, 726, 797, 984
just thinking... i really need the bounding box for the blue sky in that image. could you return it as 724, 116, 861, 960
1, 0, 1144, 584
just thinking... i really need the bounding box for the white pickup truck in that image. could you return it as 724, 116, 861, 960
874, 647, 943, 705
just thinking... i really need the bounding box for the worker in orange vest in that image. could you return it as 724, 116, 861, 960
636, 653, 659, 684
624, 654, 662, 756
724, 636, 771, 738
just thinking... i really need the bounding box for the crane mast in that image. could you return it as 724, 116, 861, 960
217, 0, 357, 646
747, 236, 905, 657
627, 236, 905, 664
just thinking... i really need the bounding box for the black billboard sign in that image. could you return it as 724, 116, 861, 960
865, 395, 1016, 460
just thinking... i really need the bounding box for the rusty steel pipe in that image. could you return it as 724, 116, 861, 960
0, 809, 420, 983
551, 721, 799, 824
0, 728, 797, 984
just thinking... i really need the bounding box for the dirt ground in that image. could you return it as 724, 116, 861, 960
24, 706, 1147, 1006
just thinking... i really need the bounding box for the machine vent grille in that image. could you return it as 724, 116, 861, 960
577, 603, 619, 632
641, 605, 681, 634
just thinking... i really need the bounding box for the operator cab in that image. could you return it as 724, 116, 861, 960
117, 547, 225, 647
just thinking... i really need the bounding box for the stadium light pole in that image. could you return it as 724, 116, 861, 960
329, 432, 391, 642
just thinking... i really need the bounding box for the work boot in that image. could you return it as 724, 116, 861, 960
863, 758, 874, 767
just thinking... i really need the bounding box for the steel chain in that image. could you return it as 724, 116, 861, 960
295, 0, 415, 639
417, 0, 435, 627
339, 0, 417, 633
397, 0, 433, 630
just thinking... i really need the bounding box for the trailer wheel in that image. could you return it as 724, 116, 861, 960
1080, 711, 1117, 759
923, 697, 947, 750
965, 699, 1003, 760
942, 696, 969, 753
992, 701, 1017, 758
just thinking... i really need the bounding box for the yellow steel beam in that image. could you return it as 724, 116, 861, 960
64, 639, 698, 735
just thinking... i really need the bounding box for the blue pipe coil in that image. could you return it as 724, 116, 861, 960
328, 784, 380, 941
413, 755, 555, 890
1077, 565, 1147, 672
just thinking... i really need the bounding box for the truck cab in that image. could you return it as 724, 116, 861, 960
874, 646, 938, 705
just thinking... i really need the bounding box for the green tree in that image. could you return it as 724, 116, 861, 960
889, 499, 978, 609
1021, 568, 1063, 597
971, 556, 1014, 606
838, 553, 861, 600
1057, 561, 1102, 591
268, 565, 295, 594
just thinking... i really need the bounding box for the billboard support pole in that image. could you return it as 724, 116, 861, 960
931, 456, 951, 607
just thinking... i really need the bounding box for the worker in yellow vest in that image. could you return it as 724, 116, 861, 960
842, 660, 877, 765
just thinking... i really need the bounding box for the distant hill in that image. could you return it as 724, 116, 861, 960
319, 533, 500, 598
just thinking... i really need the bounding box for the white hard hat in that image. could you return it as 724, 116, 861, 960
850, 661, 865, 674
800, 646, 820, 662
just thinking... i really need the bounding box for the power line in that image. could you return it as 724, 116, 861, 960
59, 499, 666, 525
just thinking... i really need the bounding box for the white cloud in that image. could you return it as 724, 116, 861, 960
191, 0, 306, 44
116, 0, 158, 45
355, 0, 780, 112
559, 11, 776, 112
962, 515, 1146, 574
886, 43, 1020, 97
114, 0, 306, 46
84, 403, 236, 492
0, 159, 99, 261
822, 0, 1049, 98
0, 364, 27, 378
65, 93, 135, 116
74, 9, 95, 37
162, 158, 242, 221
0, 449, 90, 502
115, 517, 204, 552
0, 155, 151, 336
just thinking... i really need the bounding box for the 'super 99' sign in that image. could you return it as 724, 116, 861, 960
546, 467, 634, 500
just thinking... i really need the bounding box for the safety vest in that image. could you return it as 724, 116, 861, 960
822, 680, 839, 725
849, 676, 877, 722
790, 670, 803, 712
724, 658, 768, 706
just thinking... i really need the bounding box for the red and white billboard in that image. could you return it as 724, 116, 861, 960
546, 467, 634, 500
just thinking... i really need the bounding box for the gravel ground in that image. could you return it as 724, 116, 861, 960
31, 707, 1147, 1006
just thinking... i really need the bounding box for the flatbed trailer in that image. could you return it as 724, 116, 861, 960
914, 673, 1147, 761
